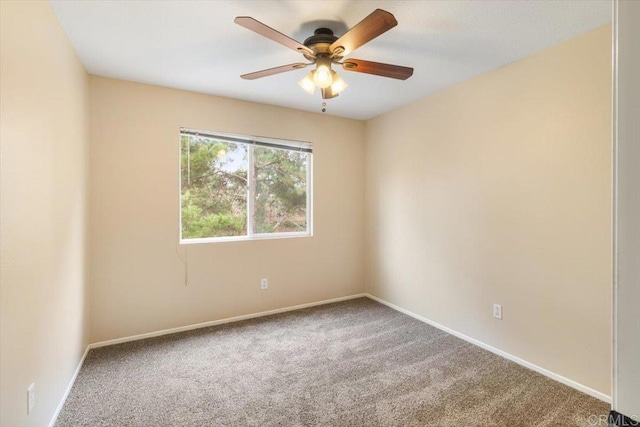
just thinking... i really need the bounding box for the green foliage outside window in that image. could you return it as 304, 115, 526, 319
181, 136, 247, 239
180, 134, 309, 240
254, 146, 308, 234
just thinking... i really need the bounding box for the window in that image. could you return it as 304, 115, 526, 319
180, 129, 312, 243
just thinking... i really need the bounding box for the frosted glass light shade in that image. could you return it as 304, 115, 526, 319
330, 72, 347, 95
298, 72, 316, 94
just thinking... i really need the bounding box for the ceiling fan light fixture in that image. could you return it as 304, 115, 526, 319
313, 56, 333, 89
236, 9, 414, 101
298, 72, 316, 94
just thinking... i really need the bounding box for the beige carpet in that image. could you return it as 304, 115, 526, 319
56, 298, 609, 426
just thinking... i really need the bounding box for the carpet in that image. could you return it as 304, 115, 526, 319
56, 298, 609, 426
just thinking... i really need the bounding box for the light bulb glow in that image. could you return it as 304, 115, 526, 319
313, 67, 332, 88
313, 57, 333, 89
298, 72, 315, 94
299, 59, 347, 98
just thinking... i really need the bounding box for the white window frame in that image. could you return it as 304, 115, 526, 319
179, 128, 313, 244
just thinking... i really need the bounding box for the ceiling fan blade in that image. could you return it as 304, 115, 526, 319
235, 17, 314, 57
241, 63, 309, 80
330, 9, 397, 57
341, 59, 413, 80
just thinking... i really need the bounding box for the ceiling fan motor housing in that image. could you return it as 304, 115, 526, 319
303, 28, 341, 60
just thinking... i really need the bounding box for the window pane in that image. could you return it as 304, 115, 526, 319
181, 135, 247, 239
253, 146, 308, 234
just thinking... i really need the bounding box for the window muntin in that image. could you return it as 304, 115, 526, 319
180, 129, 312, 243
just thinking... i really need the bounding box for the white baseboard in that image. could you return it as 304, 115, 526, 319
49, 345, 90, 427
365, 293, 611, 404
89, 293, 368, 349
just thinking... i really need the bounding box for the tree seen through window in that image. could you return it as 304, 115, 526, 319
180, 132, 310, 240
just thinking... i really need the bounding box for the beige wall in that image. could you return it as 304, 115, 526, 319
0, 4, 613, 421
88, 77, 365, 343
365, 25, 612, 395
0, 1, 89, 426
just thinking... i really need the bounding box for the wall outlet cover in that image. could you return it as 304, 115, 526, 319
27, 383, 35, 414
493, 304, 503, 320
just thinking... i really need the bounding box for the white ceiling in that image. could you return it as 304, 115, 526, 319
49, 0, 611, 120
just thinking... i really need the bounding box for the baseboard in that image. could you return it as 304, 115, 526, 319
610, 410, 640, 426
365, 293, 612, 404
89, 293, 368, 349
49, 345, 90, 427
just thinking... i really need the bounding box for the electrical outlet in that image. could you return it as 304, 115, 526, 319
260, 278, 268, 290
27, 383, 35, 414
493, 304, 503, 320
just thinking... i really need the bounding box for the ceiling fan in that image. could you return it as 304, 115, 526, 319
234, 9, 414, 101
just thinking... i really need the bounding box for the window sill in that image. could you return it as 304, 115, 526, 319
179, 232, 312, 245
